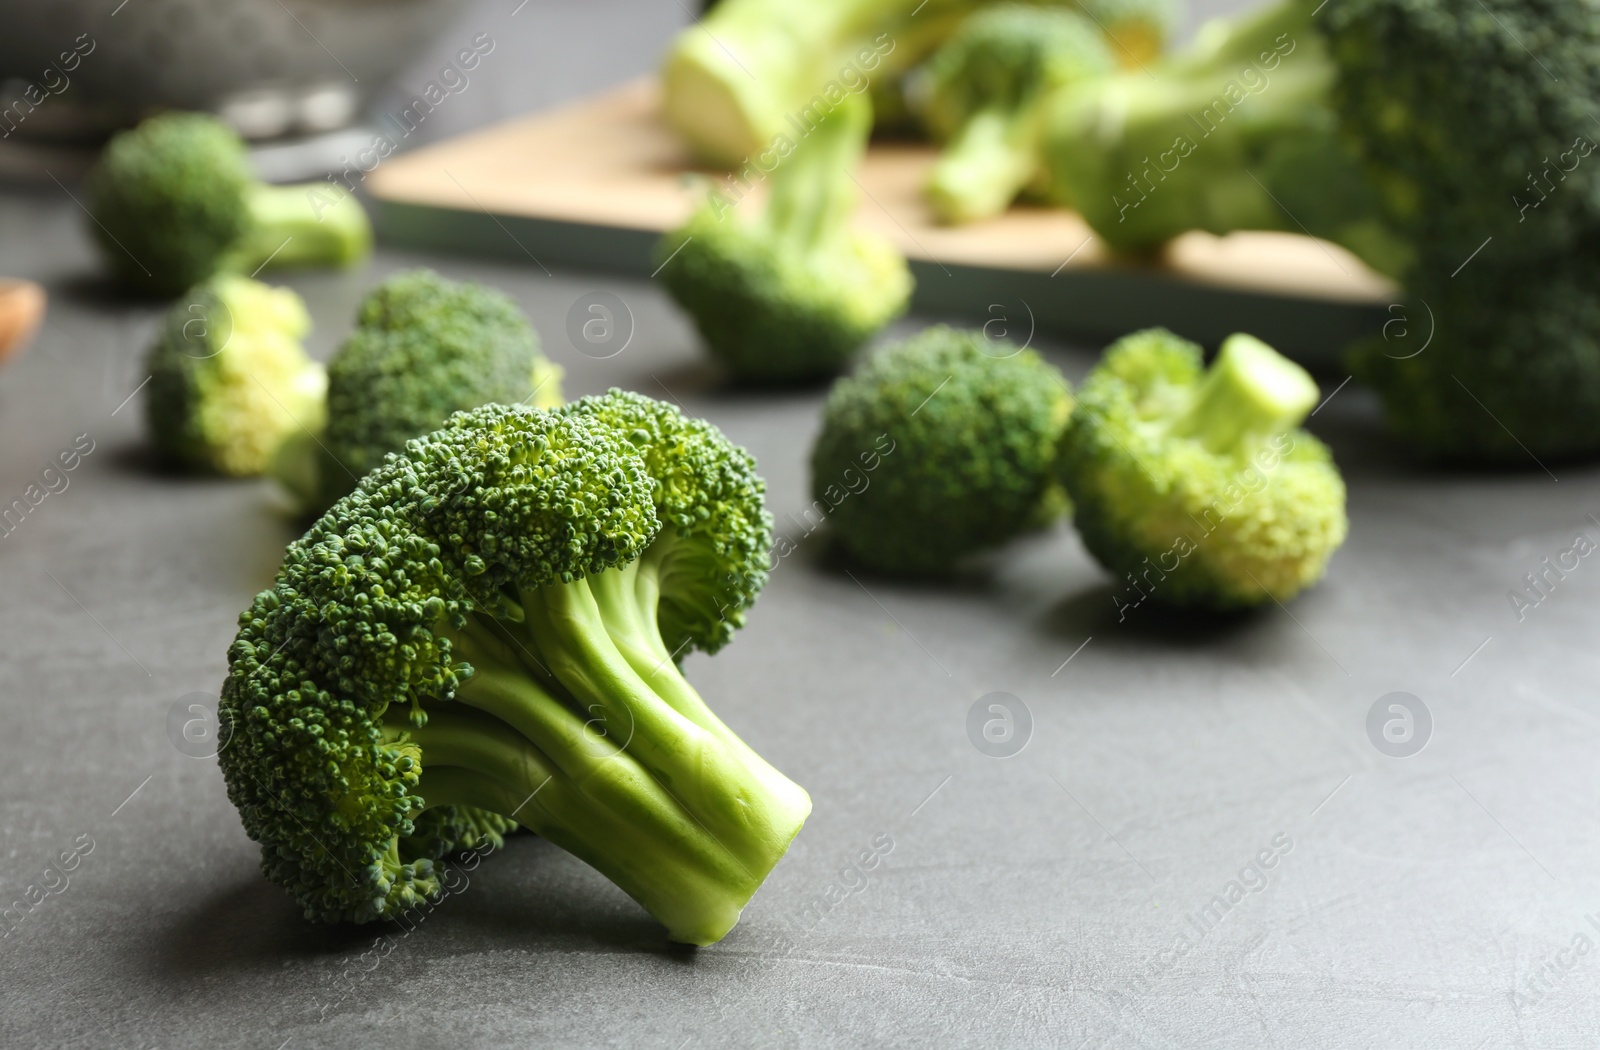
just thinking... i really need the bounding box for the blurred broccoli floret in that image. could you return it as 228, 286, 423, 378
87, 113, 371, 296
918, 5, 1114, 224
810, 325, 1072, 574
1349, 247, 1600, 465
1075, 0, 1181, 67
1057, 328, 1347, 608
276, 269, 562, 514
144, 274, 325, 476
656, 93, 913, 383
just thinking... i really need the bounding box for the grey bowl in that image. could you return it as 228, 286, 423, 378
0, 0, 470, 141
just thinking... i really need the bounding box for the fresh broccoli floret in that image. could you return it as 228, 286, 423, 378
1349, 247, 1600, 465
919, 5, 1114, 224
87, 113, 371, 296
809, 325, 1072, 574
219, 392, 811, 946
662, 0, 983, 167
656, 93, 913, 383
1057, 328, 1347, 608
277, 269, 564, 514
143, 274, 325, 476
1044, 0, 1406, 275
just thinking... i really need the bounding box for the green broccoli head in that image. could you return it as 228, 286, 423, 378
1058, 328, 1347, 609
219, 392, 809, 946
920, 5, 1115, 223
1350, 248, 1600, 464
1323, 0, 1600, 273
810, 325, 1072, 574
143, 274, 325, 476
656, 92, 913, 383
87, 112, 371, 296
306, 269, 564, 512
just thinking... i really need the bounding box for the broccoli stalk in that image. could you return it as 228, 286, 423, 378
1169, 332, 1319, 455
921, 5, 1114, 224
87, 113, 371, 296
1044, 0, 1406, 276
221, 393, 809, 945
656, 92, 913, 383
1056, 328, 1347, 608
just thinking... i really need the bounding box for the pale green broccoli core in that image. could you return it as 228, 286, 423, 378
1171, 333, 1320, 455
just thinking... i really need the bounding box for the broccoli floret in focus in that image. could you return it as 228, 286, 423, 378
919, 5, 1115, 224
656, 93, 913, 383
220, 392, 811, 946
87, 113, 371, 296
143, 274, 325, 476
1057, 328, 1347, 608
809, 325, 1072, 574
274, 269, 564, 514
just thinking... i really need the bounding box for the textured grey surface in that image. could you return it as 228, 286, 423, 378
6, 2, 1600, 1048
4, 189, 1600, 1050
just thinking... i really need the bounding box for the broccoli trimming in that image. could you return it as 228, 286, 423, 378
656, 93, 913, 383
87, 113, 371, 296
809, 325, 1072, 574
276, 269, 564, 514
1057, 328, 1347, 609
144, 274, 325, 477
918, 5, 1114, 224
219, 392, 811, 946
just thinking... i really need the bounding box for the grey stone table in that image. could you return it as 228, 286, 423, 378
2, 184, 1599, 1050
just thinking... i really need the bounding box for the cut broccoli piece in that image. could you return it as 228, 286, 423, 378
919, 5, 1115, 223
809, 325, 1072, 574
1043, 0, 1407, 276
1057, 328, 1347, 608
1076, 0, 1182, 67
143, 274, 325, 476
279, 269, 564, 514
656, 93, 913, 383
87, 113, 371, 296
219, 392, 811, 946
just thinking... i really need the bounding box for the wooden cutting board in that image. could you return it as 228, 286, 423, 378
366, 78, 1396, 363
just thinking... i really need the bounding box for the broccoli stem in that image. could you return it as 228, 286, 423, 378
762, 92, 872, 251
229, 182, 372, 274
926, 107, 1036, 224
404, 561, 810, 945
1171, 333, 1319, 454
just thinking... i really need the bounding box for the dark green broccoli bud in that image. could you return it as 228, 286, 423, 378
219, 393, 809, 946
285, 269, 564, 514
1322, 0, 1600, 272
919, 5, 1114, 224
1043, 0, 1408, 277
1350, 248, 1600, 465
809, 325, 1072, 574
1058, 328, 1347, 608
87, 112, 372, 296
656, 93, 913, 383
143, 274, 325, 476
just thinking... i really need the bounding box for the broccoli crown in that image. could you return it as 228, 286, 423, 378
1323, 0, 1600, 273
1058, 328, 1348, 609
88, 113, 253, 296
656, 92, 913, 383
1350, 249, 1600, 464
219, 393, 807, 945
810, 325, 1072, 574
143, 274, 324, 476
924, 5, 1112, 137
316, 269, 563, 510
920, 5, 1114, 223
